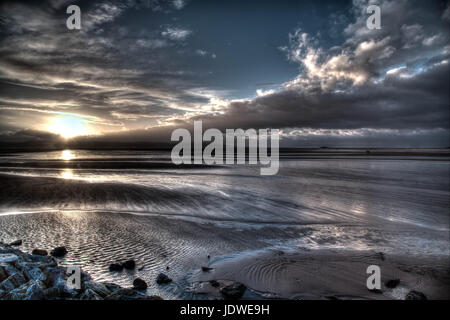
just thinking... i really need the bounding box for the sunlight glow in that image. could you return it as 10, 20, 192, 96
59, 168, 74, 179
61, 150, 75, 161
48, 115, 91, 139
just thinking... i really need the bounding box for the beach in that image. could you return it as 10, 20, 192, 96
0, 149, 449, 299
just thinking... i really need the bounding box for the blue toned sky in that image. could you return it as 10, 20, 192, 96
0, 0, 449, 147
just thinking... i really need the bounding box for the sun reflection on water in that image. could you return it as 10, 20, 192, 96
61, 150, 75, 161
60, 169, 74, 179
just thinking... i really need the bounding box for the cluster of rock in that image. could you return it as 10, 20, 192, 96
0, 241, 162, 300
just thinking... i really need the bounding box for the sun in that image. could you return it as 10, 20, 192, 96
48, 115, 91, 139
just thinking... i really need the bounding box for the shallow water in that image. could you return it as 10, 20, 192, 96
0, 149, 448, 298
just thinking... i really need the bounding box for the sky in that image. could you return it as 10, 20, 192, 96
0, 0, 449, 148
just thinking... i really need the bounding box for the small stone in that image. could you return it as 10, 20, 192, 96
122, 259, 135, 270
385, 279, 400, 289
201, 266, 213, 272
220, 282, 246, 300
209, 280, 220, 288
405, 290, 427, 300
376, 252, 385, 261
133, 278, 148, 290
8, 240, 22, 246
50, 246, 67, 257
156, 273, 172, 284
109, 263, 123, 272
368, 288, 383, 294
32, 249, 48, 256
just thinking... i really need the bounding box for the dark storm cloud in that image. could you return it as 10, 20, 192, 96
186, 62, 449, 131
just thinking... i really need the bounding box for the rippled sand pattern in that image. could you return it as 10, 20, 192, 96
0, 150, 449, 299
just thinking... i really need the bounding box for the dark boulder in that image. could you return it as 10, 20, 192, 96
405, 290, 427, 300
50, 246, 67, 257
133, 278, 148, 291
220, 282, 246, 300
156, 273, 172, 284
385, 279, 400, 288
209, 280, 220, 288
9, 240, 22, 246
32, 249, 48, 256
201, 266, 213, 272
109, 264, 123, 272
122, 260, 136, 270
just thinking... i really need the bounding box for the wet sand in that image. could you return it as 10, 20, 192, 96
0, 150, 449, 299
191, 248, 450, 300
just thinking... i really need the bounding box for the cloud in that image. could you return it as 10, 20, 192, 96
0, 0, 448, 148
161, 26, 192, 41
172, 0, 187, 10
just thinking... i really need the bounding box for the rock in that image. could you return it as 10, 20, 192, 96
80, 288, 103, 300
133, 278, 148, 290
209, 280, 220, 288
376, 252, 385, 261
103, 282, 122, 292
32, 249, 48, 256
138, 266, 144, 271
109, 263, 123, 272
85, 281, 111, 298
143, 295, 164, 300
4, 283, 28, 300
8, 240, 22, 246
23, 267, 47, 282
104, 288, 139, 300
385, 279, 400, 289
0, 253, 19, 264
25, 281, 46, 300
43, 286, 74, 299
123, 259, 136, 270
220, 282, 247, 300
201, 266, 213, 272
16, 260, 45, 271
43, 267, 65, 288
50, 246, 67, 257
0, 266, 7, 282
0, 246, 158, 300
207, 254, 210, 259
0, 272, 27, 291
368, 288, 383, 294
156, 273, 172, 284
405, 290, 427, 300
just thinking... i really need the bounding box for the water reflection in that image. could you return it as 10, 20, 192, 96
61, 150, 75, 161
60, 169, 74, 179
